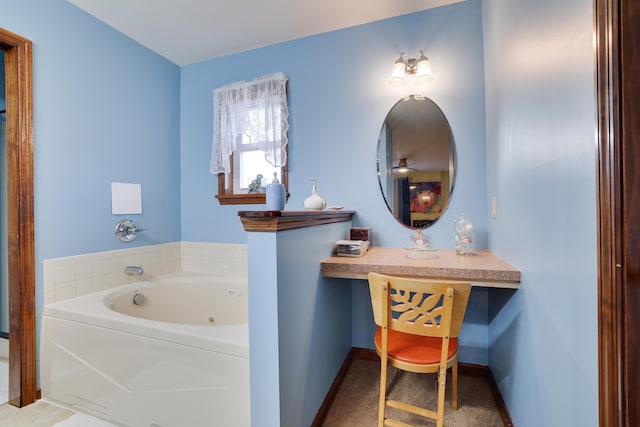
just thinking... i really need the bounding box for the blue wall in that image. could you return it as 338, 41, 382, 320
247, 222, 352, 426
0, 0, 181, 360
180, 1, 487, 250
483, 0, 598, 425
180, 0, 491, 364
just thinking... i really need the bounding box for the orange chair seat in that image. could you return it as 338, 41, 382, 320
375, 326, 458, 365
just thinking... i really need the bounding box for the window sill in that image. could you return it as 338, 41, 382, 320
215, 193, 266, 205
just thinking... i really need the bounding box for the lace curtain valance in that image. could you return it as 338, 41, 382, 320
210, 72, 289, 175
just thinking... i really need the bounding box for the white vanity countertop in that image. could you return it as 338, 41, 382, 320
321, 248, 520, 289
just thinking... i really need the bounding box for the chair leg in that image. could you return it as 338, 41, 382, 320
378, 359, 388, 427
452, 362, 458, 410
436, 367, 447, 427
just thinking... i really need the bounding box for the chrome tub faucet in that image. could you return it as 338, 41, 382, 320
125, 266, 144, 275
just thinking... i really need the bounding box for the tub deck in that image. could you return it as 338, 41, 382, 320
43, 276, 249, 357
41, 275, 250, 427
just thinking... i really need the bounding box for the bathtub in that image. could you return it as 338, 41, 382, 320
40, 274, 250, 427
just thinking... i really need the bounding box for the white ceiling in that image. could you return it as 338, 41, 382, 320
68, 0, 464, 66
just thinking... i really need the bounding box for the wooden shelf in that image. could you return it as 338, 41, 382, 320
238, 210, 355, 232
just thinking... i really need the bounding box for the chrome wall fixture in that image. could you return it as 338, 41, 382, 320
124, 265, 144, 275
115, 219, 144, 242
387, 51, 433, 85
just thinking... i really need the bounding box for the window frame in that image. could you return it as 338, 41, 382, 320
214, 76, 289, 205
216, 149, 289, 205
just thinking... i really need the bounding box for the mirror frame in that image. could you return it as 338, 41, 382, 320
376, 95, 456, 229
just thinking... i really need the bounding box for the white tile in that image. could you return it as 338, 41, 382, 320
182, 245, 195, 264
29, 400, 74, 419
43, 241, 248, 303
75, 262, 93, 280
108, 256, 127, 274
74, 278, 93, 297
43, 264, 56, 305
139, 250, 156, 266
155, 262, 172, 276
93, 259, 110, 276
54, 264, 75, 285
92, 275, 110, 293
122, 254, 141, 269
53, 256, 78, 267
109, 272, 125, 288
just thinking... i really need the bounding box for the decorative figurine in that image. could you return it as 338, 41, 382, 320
412, 229, 429, 248
454, 215, 474, 255
248, 174, 264, 193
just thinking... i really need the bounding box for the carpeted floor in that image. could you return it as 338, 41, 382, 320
322, 358, 505, 426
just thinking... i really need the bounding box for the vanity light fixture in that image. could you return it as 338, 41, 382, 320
387, 51, 433, 86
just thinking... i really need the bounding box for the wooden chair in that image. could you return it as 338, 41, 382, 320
368, 272, 472, 427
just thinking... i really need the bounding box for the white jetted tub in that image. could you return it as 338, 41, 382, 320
41, 274, 250, 427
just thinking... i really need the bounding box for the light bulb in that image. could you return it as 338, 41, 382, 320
387, 54, 407, 86
415, 53, 433, 83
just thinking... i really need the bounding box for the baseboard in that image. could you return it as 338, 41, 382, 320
483, 366, 514, 427
310, 348, 356, 427
350, 346, 380, 362
312, 347, 514, 427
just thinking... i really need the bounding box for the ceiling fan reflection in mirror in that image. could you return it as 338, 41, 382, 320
393, 158, 417, 173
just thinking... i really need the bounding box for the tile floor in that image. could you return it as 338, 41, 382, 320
0, 400, 74, 427
0, 359, 7, 406
0, 359, 116, 426
0, 400, 118, 427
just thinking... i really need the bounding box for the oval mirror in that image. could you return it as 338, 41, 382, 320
377, 95, 456, 229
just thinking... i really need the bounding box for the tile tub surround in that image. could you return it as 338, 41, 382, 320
44, 242, 247, 304
321, 248, 520, 288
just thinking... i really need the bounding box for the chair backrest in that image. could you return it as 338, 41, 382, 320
368, 272, 472, 338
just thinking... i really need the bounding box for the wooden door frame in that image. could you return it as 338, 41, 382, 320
0, 27, 36, 407
594, 0, 638, 425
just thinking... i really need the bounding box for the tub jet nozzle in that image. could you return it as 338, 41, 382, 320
132, 292, 145, 305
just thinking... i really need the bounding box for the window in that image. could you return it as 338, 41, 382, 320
233, 135, 281, 193
211, 73, 289, 205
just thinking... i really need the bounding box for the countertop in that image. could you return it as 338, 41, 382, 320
321, 247, 520, 289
